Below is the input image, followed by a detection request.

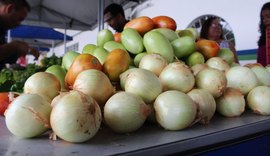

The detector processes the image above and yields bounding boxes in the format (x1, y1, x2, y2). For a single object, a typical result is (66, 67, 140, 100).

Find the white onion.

(139, 53, 168, 76)
(154, 90, 197, 130)
(24, 72, 61, 102)
(5, 94, 51, 138)
(119, 68, 139, 90)
(245, 64, 270, 86)
(187, 88, 216, 124)
(206, 57, 230, 72)
(247, 86, 270, 115)
(216, 88, 245, 117)
(191, 63, 208, 76)
(159, 62, 195, 93)
(226, 66, 258, 95)
(50, 90, 102, 143)
(104, 91, 150, 133)
(195, 67, 227, 98)
(125, 68, 162, 103)
(73, 69, 115, 108)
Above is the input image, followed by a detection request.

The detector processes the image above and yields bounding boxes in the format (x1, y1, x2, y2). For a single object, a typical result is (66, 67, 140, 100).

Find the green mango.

(45, 65, 68, 91)
(82, 44, 97, 55)
(97, 29, 114, 47)
(92, 47, 108, 64)
(143, 31, 174, 63)
(121, 28, 144, 54)
(62, 51, 80, 70)
(103, 41, 126, 52)
(152, 28, 179, 42)
(171, 36, 196, 59)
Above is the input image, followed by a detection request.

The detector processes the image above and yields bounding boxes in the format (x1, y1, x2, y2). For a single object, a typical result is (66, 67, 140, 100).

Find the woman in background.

(200, 16, 239, 63)
(257, 2, 270, 66)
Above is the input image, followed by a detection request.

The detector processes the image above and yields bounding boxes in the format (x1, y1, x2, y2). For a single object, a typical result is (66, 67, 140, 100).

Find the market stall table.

(1, 111, 270, 156)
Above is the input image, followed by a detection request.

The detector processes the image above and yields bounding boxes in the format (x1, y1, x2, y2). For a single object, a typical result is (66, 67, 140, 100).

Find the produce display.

(2, 15, 270, 145)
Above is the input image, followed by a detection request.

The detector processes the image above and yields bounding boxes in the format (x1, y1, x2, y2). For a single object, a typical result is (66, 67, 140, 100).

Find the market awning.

(24, 0, 148, 30)
(10, 25, 73, 41)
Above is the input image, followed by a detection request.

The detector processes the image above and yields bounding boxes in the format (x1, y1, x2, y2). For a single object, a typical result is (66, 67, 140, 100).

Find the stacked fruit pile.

(2, 15, 270, 144)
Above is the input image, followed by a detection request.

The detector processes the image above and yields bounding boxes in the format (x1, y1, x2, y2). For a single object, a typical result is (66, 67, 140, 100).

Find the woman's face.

(262, 9, 270, 28)
(208, 19, 222, 39)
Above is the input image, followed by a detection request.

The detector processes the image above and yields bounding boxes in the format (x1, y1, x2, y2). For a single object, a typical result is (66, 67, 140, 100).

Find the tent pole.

(7, 30, 11, 43)
(64, 27, 67, 53)
(98, 0, 105, 31)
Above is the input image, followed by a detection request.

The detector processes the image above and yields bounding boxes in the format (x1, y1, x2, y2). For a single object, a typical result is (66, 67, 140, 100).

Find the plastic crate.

(266, 28, 270, 64)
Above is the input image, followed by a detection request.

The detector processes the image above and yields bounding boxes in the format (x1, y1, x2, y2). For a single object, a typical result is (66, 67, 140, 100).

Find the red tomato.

(0, 92, 18, 116)
(124, 16, 155, 36)
(114, 33, 121, 43)
(196, 39, 220, 59)
(152, 16, 177, 31)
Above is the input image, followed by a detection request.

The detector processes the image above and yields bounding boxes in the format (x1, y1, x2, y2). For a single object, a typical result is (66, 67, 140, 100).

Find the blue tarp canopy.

(10, 25, 73, 41)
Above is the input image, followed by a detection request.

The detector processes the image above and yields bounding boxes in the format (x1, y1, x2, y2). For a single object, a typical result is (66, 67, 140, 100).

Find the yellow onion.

(247, 86, 270, 115)
(139, 53, 168, 76)
(50, 90, 102, 143)
(226, 66, 258, 95)
(195, 67, 227, 98)
(104, 91, 150, 133)
(206, 57, 230, 72)
(125, 68, 162, 103)
(73, 69, 115, 108)
(216, 88, 245, 117)
(159, 62, 195, 93)
(187, 88, 216, 124)
(24, 72, 61, 102)
(154, 90, 197, 130)
(119, 68, 139, 90)
(5, 94, 51, 138)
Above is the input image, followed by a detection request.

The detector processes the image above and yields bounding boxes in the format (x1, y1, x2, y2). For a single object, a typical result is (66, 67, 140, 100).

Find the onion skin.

(216, 88, 245, 117)
(125, 68, 162, 103)
(24, 72, 61, 102)
(139, 53, 168, 76)
(73, 69, 115, 108)
(154, 90, 197, 131)
(187, 89, 216, 124)
(50, 90, 102, 143)
(206, 57, 230, 73)
(247, 86, 270, 115)
(195, 67, 227, 98)
(104, 91, 150, 133)
(226, 66, 258, 95)
(159, 62, 195, 93)
(5, 94, 52, 138)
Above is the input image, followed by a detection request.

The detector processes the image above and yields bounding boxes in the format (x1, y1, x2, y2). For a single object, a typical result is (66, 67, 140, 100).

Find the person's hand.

(10, 40, 40, 60)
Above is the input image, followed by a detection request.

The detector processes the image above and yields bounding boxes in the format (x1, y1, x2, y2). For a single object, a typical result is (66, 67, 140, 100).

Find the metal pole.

(7, 30, 11, 43)
(64, 27, 67, 53)
(98, 0, 105, 31)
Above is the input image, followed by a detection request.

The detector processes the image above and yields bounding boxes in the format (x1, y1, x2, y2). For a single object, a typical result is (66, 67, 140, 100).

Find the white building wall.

(51, 0, 269, 58)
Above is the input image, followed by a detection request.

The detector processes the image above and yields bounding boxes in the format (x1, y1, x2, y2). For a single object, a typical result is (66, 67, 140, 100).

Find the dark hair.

(200, 16, 223, 39)
(258, 2, 270, 46)
(104, 3, 124, 17)
(0, 0, 30, 11)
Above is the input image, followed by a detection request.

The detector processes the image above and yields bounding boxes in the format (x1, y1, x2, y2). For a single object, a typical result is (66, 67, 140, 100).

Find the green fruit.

(143, 31, 174, 63)
(177, 29, 194, 38)
(97, 29, 114, 47)
(62, 51, 80, 70)
(92, 47, 108, 64)
(186, 27, 199, 40)
(171, 36, 196, 59)
(103, 41, 126, 52)
(121, 28, 144, 54)
(82, 44, 97, 55)
(217, 48, 235, 65)
(152, 28, 179, 42)
(46, 65, 68, 91)
(186, 52, 205, 67)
